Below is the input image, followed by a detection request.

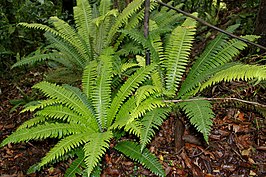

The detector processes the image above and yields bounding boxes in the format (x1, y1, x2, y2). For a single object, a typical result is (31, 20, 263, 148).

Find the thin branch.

(155, 0, 266, 51)
(163, 97, 266, 108)
(144, 0, 151, 65)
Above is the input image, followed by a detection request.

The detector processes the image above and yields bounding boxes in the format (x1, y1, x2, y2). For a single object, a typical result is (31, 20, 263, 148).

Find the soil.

(0, 67, 266, 177)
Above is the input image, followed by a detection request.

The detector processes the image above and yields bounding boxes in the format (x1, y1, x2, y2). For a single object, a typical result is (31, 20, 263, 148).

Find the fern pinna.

(1, 49, 168, 176)
(128, 9, 266, 142)
(12, 0, 146, 83)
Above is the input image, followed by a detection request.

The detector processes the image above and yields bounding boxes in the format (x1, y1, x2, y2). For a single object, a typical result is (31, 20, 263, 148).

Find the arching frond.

(17, 116, 47, 130)
(21, 99, 59, 113)
(0, 123, 86, 147)
(164, 14, 197, 95)
(179, 99, 214, 142)
(135, 85, 161, 106)
(11, 53, 61, 68)
(65, 150, 86, 177)
(140, 108, 170, 151)
(124, 120, 142, 137)
(83, 131, 112, 176)
(115, 141, 165, 177)
(38, 132, 90, 169)
(200, 64, 266, 91)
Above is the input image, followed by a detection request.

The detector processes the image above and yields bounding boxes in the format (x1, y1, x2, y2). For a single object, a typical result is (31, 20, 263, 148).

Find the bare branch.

(155, 0, 266, 51)
(144, 0, 151, 65)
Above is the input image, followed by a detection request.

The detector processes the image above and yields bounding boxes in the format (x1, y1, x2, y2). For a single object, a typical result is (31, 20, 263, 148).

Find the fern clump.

(13, 0, 146, 83)
(1, 49, 168, 176)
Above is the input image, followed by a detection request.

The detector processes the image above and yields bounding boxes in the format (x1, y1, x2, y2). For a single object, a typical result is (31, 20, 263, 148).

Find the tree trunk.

(255, 0, 266, 48)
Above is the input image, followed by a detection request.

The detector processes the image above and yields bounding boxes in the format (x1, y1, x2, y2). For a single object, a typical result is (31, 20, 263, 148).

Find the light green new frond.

(82, 60, 97, 99)
(83, 131, 112, 176)
(38, 133, 89, 169)
(200, 64, 266, 91)
(21, 99, 59, 113)
(65, 150, 85, 177)
(179, 99, 214, 142)
(164, 14, 197, 95)
(0, 123, 85, 147)
(92, 54, 112, 130)
(140, 108, 170, 151)
(11, 53, 60, 68)
(110, 97, 135, 130)
(124, 120, 142, 137)
(115, 141, 165, 177)
(107, 64, 156, 127)
(107, 0, 144, 45)
(74, 0, 92, 49)
(130, 98, 166, 121)
(135, 85, 161, 106)
(17, 116, 47, 130)
(33, 82, 97, 129)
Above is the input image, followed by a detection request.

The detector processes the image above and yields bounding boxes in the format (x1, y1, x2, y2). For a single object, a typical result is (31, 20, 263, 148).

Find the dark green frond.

(17, 116, 47, 130)
(164, 14, 197, 95)
(107, 64, 156, 127)
(21, 99, 59, 113)
(200, 64, 266, 91)
(65, 150, 85, 177)
(83, 131, 112, 176)
(38, 133, 90, 169)
(179, 99, 214, 142)
(107, 0, 144, 45)
(115, 141, 165, 177)
(0, 123, 86, 147)
(11, 53, 60, 68)
(140, 108, 170, 151)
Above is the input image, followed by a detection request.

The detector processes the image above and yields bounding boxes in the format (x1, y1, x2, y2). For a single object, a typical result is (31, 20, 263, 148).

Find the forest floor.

(0, 65, 266, 177)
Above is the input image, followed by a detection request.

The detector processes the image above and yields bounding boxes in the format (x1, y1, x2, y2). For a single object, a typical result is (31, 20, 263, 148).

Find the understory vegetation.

(1, 0, 266, 176)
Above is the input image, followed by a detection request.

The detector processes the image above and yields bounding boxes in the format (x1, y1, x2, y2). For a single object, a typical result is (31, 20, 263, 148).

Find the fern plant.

(12, 0, 146, 83)
(1, 49, 169, 176)
(126, 9, 266, 142)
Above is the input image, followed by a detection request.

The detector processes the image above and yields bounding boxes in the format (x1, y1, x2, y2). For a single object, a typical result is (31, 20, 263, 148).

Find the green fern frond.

(38, 133, 90, 169)
(49, 17, 89, 61)
(82, 60, 97, 99)
(140, 108, 170, 151)
(21, 99, 59, 113)
(0, 123, 86, 147)
(11, 53, 60, 68)
(35, 105, 90, 126)
(130, 98, 166, 121)
(124, 120, 142, 137)
(107, 0, 144, 45)
(200, 64, 266, 91)
(115, 141, 165, 177)
(92, 53, 112, 130)
(65, 150, 86, 177)
(74, 0, 92, 50)
(179, 99, 214, 142)
(107, 63, 156, 127)
(17, 116, 47, 130)
(33, 82, 92, 117)
(44, 32, 86, 68)
(135, 85, 161, 106)
(110, 97, 136, 130)
(164, 14, 197, 95)
(178, 25, 243, 97)
(83, 131, 112, 176)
